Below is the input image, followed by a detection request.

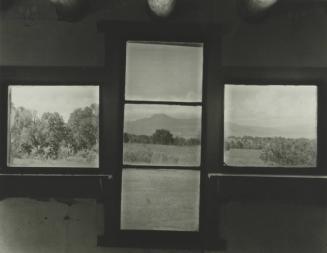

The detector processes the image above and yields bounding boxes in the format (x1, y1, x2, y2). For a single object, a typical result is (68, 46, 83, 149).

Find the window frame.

(219, 66, 327, 176)
(0, 67, 106, 175)
(121, 42, 203, 234)
(97, 21, 225, 249)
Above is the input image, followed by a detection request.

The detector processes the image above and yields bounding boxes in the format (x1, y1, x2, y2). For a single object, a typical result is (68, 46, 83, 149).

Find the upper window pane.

(125, 41, 203, 102)
(224, 85, 317, 167)
(8, 85, 99, 168)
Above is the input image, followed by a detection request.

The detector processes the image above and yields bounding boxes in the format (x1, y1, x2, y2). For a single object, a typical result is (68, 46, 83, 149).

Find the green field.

(224, 148, 268, 167)
(123, 143, 201, 166)
(121, 169, 200, 231)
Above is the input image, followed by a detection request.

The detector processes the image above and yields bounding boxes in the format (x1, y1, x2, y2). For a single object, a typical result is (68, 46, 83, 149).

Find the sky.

(125, 41, 203, 102)
(10, 85, 99, 122)
(224, 85, 317, 128)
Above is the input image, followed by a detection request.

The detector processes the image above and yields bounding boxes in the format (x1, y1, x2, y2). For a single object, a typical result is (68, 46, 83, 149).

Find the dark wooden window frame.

(0, 66, 109, 199)
(97, 21, 225, 249)
(0, 67, 106, 175)
(215, 66, 327, 177)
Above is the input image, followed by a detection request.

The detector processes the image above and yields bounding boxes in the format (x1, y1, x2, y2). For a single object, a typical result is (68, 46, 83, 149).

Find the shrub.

(124, 148, 153, 163)
(260, 138, 316, 166)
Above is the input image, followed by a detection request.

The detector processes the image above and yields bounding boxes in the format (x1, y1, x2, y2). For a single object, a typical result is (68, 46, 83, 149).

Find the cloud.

(10, 85, 99, 122)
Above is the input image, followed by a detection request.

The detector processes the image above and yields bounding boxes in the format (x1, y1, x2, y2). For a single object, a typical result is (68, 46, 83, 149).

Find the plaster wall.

(0, 198, 326, 253)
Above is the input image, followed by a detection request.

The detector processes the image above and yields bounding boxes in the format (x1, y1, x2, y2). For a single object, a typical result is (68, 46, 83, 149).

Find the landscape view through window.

(224, 85, 317, 167)
(123, 104, 202, 166)
(121, 41, 203, 231)
(8, 85, 99, 168)
(123, 41, 203, 167)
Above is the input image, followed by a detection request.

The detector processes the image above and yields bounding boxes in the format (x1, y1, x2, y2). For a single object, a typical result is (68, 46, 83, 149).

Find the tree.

(186, 138, 200, 146)
(67, 104, 98, 152)
(40, 112, 67, 159)
(173, 136, 187, 146)
(10, 106, 36, 159)
(152, 129, 174, 145)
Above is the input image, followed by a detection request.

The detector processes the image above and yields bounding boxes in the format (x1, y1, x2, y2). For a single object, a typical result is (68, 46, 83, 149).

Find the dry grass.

(10, 157, 98, 168)
(121, 169, 200, 231)
(224, 148, 267, 167)
(123, 143, 201, 166)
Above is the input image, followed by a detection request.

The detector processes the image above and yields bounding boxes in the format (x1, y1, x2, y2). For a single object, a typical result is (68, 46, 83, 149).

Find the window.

(123, 104, 202, 166)
(121, 41, 203, 231)
(121, 169, 200, 231)
(224, 85, 317, 168)
(97, 22, 224, 249)
(8, 85, 99, 168)
(124, 41, 203, 102)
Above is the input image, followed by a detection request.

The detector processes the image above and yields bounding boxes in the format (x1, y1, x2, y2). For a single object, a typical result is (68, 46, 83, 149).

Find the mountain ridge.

(125, 113, 201, 139)
(124, 114, 316, 139)
(225, 122, 316, 139)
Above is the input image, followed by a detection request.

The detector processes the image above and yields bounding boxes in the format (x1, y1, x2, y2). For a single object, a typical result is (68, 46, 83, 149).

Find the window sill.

(97, 233, 227, 250)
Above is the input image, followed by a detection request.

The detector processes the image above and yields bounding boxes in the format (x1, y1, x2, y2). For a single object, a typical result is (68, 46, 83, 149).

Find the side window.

(8, 85, 99, 168)
(224, 84, 317, 168)
(121, 41, 203, 231)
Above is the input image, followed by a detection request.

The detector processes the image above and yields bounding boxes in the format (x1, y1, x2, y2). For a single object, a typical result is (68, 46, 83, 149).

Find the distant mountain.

(225, 122, 316, 139)
(124, 113, 201, 139)
(124, 114, 316, 140)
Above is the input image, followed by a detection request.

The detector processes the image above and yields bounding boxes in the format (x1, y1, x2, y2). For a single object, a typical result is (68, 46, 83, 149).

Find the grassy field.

(224, 148, 268, 167)
(123, 143, 201, 166)
(121, 169, 200, 231)
(10, 157, 98, 168)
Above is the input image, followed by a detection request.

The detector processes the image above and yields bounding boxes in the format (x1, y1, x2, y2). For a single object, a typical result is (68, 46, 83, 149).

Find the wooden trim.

(99, 21, 225, 250)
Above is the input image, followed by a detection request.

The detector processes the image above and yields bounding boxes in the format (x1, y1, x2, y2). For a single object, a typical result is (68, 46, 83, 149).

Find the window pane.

(121, 169, 200, 231)
(8, 85, 99, 168)
(224, 85, 317, 167)
(123, 104, 202, 166)
(125, 41, 203, 102)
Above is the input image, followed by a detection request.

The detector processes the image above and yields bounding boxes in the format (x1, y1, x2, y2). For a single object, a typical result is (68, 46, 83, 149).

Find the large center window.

(121, 41, 203, 231)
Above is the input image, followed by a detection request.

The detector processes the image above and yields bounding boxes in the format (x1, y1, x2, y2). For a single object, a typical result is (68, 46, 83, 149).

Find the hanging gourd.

(49, 0, 90, 22)
(238, 0, 278, 23)
(147, 0, 176, 18)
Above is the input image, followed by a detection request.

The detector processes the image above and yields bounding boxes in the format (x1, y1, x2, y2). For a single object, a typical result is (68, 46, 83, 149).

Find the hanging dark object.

(0, 0, 12, 11)
(147, 0, 176, 18)
(50, 0, 90, 22)
(238, 0, 278, 23)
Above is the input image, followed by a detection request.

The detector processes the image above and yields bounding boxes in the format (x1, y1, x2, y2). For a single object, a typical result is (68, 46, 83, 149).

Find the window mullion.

(0, 83, 6, 170)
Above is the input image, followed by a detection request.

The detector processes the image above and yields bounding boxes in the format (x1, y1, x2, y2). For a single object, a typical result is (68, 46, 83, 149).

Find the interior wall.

(1, 0, 327, 67)
(0, 0, 327, 253)
(0, 198, 326, 253)
(222, 6, 327, 67)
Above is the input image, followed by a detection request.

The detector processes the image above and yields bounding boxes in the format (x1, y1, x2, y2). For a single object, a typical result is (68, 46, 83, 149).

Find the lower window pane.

(121, 169, 200, 231)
